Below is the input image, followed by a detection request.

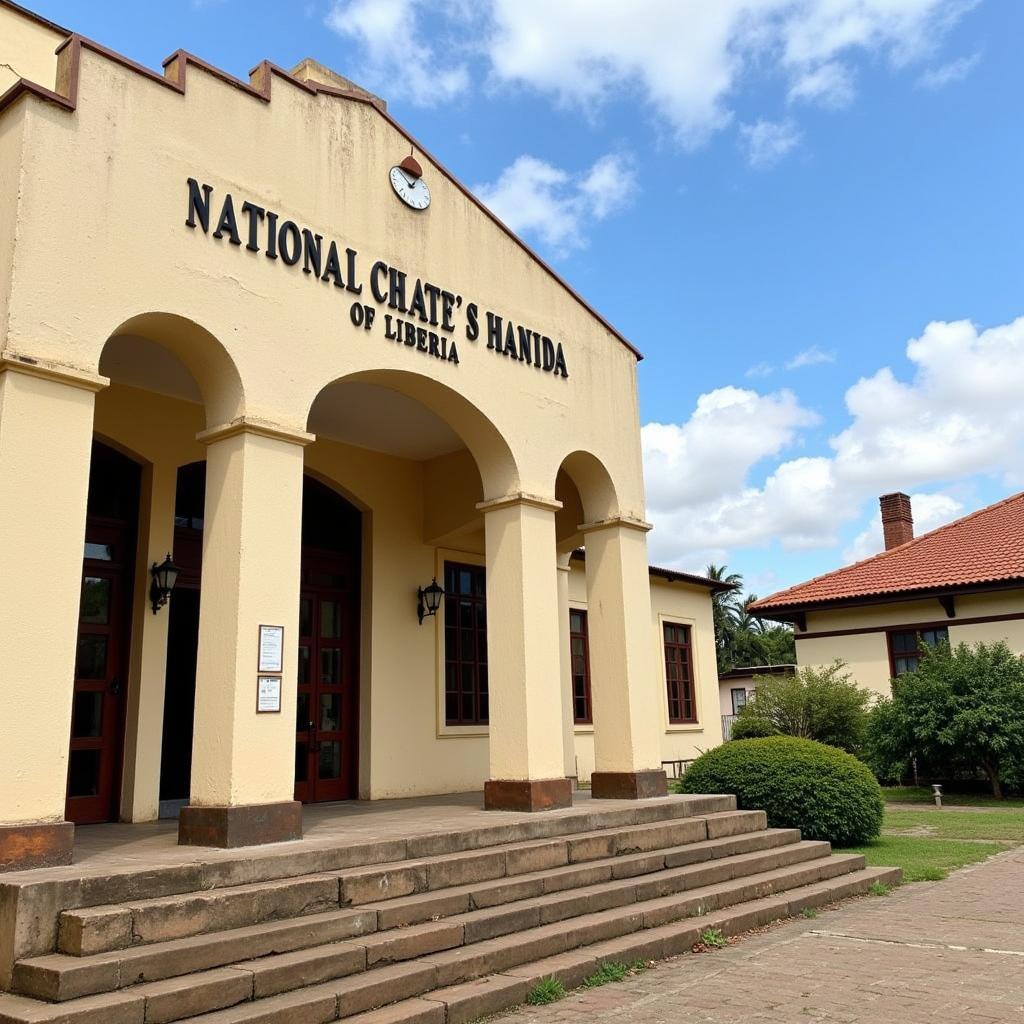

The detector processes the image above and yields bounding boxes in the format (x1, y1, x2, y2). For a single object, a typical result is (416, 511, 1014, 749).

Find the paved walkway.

(509, 848, 1024, 1024)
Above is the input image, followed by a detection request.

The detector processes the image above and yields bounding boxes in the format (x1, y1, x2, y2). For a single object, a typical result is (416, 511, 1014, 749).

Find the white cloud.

(473, 153, 636, 254)
(739, 118, 802, 168)
(843, 491, 964, 563)
(788, 60, 855, 108)
(324, 0, 470, 104)
(643, 387, 819, 512)
(917, 52, 980, 89)
(745, 362, 776, 379)
(483, 0, 973, 148)
(786, 345, 836, 369)
(644, 315, 1024, 574)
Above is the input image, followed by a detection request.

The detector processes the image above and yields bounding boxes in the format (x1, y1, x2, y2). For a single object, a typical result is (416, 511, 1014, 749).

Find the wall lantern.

(149, 553, 180, 614)
(417, 578, 445, 624)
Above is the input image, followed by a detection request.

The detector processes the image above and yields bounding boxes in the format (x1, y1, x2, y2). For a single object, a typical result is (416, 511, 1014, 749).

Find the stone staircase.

(0, 795, 899, 1024)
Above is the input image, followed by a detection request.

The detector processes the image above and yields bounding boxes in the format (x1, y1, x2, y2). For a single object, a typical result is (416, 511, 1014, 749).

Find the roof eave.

(756, 576, 1024, 623)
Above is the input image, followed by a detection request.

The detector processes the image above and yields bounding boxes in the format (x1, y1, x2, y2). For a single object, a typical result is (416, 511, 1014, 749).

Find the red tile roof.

(751, 491, 1024, 614)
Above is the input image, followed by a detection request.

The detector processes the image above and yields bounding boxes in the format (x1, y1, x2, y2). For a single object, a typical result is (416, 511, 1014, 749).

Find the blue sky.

(31, 0, 1024, 598)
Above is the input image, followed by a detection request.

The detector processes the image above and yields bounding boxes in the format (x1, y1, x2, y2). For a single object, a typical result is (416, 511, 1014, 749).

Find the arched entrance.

(157, 467, 362, 809)
(295, 476, 362, 803)
(67, 440, 141, 824)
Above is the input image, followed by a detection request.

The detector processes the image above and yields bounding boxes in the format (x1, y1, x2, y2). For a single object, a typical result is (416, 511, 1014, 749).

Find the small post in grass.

(932, 783, 943, 809)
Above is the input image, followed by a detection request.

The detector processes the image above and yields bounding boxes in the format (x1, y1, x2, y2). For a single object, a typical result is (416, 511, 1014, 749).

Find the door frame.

(67, 516, 137, 824)
(295, 543, 361, 803)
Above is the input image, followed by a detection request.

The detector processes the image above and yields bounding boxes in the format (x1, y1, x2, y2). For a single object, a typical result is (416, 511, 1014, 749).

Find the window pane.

(72, 691, 103, 738)
(320, 648, 341, 684)
(68, 750, 101, 798)
(320, 694, 340, 731)
(84, 542, 114, 561)
(299, 598, 313, 637)
(80, 577, 111, 624)
(298, 646, 311, 685)
(318, 741, 341, 779)
(320, 600, 341, 638)
(76, 636, 108, 680)
(892, 631, 913, 654)
(296, 693, 310, 731)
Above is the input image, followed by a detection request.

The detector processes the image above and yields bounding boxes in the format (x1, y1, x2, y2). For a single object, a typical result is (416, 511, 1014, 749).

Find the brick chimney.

(880, 492, 914, 550)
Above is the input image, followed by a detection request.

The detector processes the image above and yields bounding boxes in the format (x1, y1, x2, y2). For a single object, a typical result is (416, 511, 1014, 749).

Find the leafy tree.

(868, 640, 1024, 798)
(734, 660, 872, 753)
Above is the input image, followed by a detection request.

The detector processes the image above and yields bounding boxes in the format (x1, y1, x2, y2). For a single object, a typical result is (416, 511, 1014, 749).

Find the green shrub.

(729, 715, 777, 740)
(680, 736, 884, 844)
(736, 661, 872, 753)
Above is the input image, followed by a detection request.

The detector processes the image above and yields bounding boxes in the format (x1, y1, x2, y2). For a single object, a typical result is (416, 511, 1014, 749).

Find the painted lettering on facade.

(185, 178, 569, 378)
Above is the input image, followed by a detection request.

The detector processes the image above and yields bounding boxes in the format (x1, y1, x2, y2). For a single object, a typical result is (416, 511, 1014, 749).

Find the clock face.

(389, 165, 431, 210)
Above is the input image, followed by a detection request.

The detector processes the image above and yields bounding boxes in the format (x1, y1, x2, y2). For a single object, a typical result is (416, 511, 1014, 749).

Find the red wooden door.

(67, 521, 133, 824)
(294, 549, 359, 803)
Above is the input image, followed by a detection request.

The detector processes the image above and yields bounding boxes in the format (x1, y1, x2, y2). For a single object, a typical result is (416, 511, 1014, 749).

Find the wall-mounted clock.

(389, 154, 430, 211)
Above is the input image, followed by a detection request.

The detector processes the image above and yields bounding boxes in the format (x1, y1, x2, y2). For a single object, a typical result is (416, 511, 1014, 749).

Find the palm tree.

(735, 593, 767, 636)
(706, 564, 743, 671)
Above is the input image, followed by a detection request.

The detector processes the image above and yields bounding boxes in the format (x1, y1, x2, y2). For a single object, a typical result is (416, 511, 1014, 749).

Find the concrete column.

(556, 554, 577, 781)
(478, 494, 570, 811)
(179, 419, 312, 848)
(0, 357, 106, 870)
(581, 516, 668, 799)
(120, 459, 177, 822)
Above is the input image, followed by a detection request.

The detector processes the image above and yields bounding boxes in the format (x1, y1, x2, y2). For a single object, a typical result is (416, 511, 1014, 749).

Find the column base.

(178, 801, 302, 848)
(0, 821, 74, 872)
(591, 770, 668, 800)
(484, 778, 573, 812)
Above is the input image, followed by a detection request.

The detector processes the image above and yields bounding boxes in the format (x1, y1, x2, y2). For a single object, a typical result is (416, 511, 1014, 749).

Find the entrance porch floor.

(20, 791, 683, 883)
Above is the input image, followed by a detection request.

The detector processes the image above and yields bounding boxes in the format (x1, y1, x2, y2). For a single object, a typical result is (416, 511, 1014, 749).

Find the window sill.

(437, 725, 489, 739)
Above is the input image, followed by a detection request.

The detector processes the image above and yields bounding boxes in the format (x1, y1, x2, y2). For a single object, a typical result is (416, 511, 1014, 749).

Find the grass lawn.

(840, 801, 1022, 881)
(882, 786, 1024, 808)
(842, 835, 1006, 882)
(883, 808, 1024, 843)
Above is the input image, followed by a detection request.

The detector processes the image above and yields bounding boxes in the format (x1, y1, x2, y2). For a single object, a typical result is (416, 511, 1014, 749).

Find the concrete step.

(165, 866, 900, 1024)
(4, 849, 869, 1018)
(56, 810, 766, 957)
(22, 824, 793, 1001)
(359, 826, 800, 930)
(36, 795, 735, 929)
(9, 823, 798, 1007)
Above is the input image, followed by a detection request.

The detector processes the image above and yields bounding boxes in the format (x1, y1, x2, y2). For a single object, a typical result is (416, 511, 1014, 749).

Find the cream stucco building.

(0, 2, 727, 871)
(753, 492, 1024, 697)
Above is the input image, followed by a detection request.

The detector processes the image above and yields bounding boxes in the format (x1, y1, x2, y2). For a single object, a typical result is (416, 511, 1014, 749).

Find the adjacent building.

(717, 664, 795, 739)
(752, 492, 1024, 696)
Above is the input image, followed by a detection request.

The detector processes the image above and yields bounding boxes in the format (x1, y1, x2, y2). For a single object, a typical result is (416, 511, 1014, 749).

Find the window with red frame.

(443, 562, 488, 726)
(569, 609, 592, 724)
(663, 622, 697, 724)
(888, 626, 949, 677)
